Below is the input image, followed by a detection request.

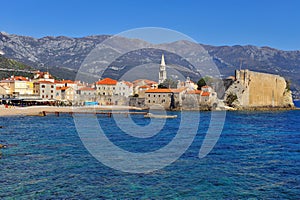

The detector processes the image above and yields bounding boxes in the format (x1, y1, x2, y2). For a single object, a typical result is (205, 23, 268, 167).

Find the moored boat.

(144, 113, 177, 119)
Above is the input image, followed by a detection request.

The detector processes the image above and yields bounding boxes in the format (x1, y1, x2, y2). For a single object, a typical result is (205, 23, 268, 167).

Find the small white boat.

(144, 113, 177, 119)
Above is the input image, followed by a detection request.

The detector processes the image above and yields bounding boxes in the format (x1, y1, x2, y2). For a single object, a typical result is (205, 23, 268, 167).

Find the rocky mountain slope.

(0, 55, 35, 80)
(0, 32, 299, 98)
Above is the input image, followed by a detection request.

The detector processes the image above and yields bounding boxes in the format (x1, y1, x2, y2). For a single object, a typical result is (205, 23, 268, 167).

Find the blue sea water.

(294, 100, 300, 108)
(0, 110, 299, 199)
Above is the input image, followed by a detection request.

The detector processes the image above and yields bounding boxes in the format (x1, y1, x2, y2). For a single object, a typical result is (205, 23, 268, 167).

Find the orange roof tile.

(96, 78, 117, 85)
(124, 81, 133, 87)
(201, 92, 210, 96)
(201, 85, 211, 88)
(145, 89, 172, 93)
(55, 80, 75, 84)
(139, 85, 150, 89)
(56, 86, 69, 90)
(79, 87, 95, 91)
(4, 76, 28, 81)
(187, 90, 202, 94)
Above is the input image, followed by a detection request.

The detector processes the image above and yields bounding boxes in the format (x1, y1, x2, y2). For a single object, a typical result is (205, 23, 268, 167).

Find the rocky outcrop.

(225, 70, 294, 109)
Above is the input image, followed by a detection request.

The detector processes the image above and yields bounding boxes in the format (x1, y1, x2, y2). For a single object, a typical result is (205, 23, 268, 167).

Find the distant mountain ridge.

(0, 32, 299, 98)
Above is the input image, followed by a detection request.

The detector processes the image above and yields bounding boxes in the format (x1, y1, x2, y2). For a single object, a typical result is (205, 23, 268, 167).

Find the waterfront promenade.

(0, 105, 145, 117)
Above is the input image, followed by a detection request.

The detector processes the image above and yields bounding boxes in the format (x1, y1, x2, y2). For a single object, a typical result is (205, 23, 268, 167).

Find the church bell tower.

(158, 54, 167, 84)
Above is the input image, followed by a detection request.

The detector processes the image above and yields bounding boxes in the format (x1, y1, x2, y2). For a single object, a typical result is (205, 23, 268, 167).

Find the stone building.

(75, 87, 96, 105)
(95, 78, 117, 105)
(145, 88, 186, 109)
(225, 69, 294, 108)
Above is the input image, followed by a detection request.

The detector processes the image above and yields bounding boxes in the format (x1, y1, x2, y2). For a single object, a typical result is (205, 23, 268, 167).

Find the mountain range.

(0, 31, 299, 98)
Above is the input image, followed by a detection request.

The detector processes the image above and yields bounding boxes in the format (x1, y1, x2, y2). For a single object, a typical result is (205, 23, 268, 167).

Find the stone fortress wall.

(226, 69, 294, 108)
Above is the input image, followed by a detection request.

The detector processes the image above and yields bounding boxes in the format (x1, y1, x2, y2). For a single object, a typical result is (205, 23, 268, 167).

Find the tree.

(158, 83, 168, 88)
(197, 76, 213, 90)
(158, 78, 177, 89)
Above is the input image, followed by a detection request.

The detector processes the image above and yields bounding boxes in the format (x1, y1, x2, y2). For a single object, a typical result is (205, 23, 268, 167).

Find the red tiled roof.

(201, 92, 210, 96)
(201, 85, 211, 88)
(187, 90, 202, 94)
(96, 78, 117, 85)
(139, 85, 150, 89)
(4, 76, 28, 81)
(56, 86, 69, 90)
(145, 89, 172, 93)
(55, 80, 75, 84)
(124, 81, 133, 87)
(79, 87, 95, 91)
(14, 76, 28, 81)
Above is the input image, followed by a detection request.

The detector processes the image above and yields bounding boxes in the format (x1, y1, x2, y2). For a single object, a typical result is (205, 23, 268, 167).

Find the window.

(51, 90, 53, 93)
(51, 85, 54, 88)
(154, 95, 156, 97)
(158, 95, 160, 97)
(41, 85, 45, 88)
(42, 90, 45, 93)
(148, 94, 150, 97)
(42, 95, 44, 98)
(51, 95, 53, 99)
(46, 95, 48, 98)
(148, 100, 150, 103)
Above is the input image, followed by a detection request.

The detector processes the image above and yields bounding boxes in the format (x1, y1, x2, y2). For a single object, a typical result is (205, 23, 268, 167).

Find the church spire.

(161, 54, 165, 67)
(158, 54, 167, 84)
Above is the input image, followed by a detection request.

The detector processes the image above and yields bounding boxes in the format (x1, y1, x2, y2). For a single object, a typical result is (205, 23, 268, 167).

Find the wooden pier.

(41, 111, 148, 117)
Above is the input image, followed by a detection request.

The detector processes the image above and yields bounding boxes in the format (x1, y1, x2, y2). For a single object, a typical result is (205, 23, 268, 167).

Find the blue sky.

(1, 0, 299, 50)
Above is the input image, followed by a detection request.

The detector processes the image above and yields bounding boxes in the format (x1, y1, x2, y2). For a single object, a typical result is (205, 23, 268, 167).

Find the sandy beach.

(0, 105, 146, 117)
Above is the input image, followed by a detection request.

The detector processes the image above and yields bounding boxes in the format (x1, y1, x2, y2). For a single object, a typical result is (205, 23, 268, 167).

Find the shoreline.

(0, 105, 297, 117)
(0, 105, 147, 117)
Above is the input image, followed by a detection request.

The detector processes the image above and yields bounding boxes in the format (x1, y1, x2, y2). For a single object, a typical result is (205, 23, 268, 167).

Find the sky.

(1, 0, 299, 50)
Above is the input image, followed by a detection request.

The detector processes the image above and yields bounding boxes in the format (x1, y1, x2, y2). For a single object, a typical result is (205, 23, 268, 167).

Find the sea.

(0, 105, 299, 199)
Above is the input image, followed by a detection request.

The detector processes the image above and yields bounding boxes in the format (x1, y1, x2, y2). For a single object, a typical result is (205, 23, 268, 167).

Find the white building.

(38, 81, 55, 99)
(115, 81, 133, 97)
